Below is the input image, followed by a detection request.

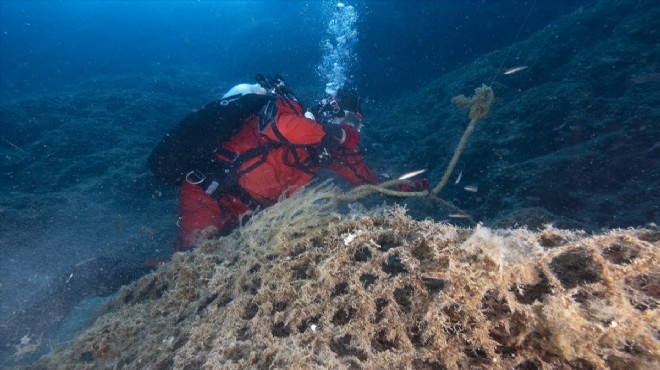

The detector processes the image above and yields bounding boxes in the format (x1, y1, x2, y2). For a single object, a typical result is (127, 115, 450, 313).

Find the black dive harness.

(184, 74, 312, 208)
(185, 142, 285, 209)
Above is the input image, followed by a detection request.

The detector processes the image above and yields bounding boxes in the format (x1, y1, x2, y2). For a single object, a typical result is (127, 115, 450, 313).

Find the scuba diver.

(148, 74, 379, 252)
(1, 75, 429, 360)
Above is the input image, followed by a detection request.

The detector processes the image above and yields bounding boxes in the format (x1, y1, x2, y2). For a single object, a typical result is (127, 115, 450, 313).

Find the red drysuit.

(176, 97, 376, 250)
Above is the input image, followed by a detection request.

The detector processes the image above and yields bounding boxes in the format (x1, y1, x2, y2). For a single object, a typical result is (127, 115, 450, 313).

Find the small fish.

(631, 73, 660, 84)
(398, 169, 426, 180)
(455, 171, 463, 184)
(75, 257, 97, 267)
(3, 138, 26, 153)
(463, 185, 478, 193)
(448, 213, 471, 218)
(503, 65, 528, 75)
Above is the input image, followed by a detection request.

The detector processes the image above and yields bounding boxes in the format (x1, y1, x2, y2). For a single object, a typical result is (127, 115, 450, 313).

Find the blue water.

(6, 0, 656, 365)
(1, 0, 586, 99)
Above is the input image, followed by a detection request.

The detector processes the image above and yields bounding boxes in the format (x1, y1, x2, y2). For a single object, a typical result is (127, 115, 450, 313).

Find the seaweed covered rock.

(365, 0, 660, 229)
(36, 186, 659, 369)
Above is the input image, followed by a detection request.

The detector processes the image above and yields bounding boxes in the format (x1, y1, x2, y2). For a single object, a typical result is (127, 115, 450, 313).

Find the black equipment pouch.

(148, 93, 274, 185)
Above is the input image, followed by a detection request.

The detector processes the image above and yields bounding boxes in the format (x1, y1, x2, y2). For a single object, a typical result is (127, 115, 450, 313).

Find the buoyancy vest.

(218, 98, 325, 207)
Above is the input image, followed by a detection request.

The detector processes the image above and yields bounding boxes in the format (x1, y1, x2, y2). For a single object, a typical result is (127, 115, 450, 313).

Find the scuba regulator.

(255, 74, 302, 107)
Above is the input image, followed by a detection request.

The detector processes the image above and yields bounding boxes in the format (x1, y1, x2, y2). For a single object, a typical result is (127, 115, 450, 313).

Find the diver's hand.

(398, 178, 431, 192)
(339, 123, 360, 149)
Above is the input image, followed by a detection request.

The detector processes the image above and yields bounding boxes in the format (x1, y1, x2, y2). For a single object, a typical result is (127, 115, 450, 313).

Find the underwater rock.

(367, 0, 660, 229)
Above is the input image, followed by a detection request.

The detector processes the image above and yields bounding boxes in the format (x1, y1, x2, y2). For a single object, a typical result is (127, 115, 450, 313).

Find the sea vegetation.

(37, 181, 660, 369)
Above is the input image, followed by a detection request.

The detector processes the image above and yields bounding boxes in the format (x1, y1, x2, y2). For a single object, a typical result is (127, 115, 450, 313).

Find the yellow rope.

(333, 85, 494, 225)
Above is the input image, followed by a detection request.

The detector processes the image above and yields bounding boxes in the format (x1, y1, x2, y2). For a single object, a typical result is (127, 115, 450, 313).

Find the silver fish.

(448, 213, 471, 218)
(398, 169, 427, 180)
(464, 185, 478, 192)
(503, 65, 528, 75)
(455, 171, 463, 184)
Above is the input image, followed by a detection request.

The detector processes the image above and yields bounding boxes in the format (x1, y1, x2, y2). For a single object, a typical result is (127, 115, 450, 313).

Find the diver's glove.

(398, 178, 431, 192)
(339, 123, 360, 150)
